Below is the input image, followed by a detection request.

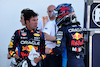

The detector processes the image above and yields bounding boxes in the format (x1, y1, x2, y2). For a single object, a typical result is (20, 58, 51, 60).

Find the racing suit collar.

(25, 27, 37, 33)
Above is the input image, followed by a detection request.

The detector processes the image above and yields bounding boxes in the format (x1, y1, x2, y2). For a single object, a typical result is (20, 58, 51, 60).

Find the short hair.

(23, 9, 38, 24)
(21, 8, 30, 15)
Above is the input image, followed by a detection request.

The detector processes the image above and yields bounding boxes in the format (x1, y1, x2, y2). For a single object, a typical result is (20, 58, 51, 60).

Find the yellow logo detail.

(45, 46, 47, 48)
(27, 45, 33, 52)
(9, 41, 13, 48)
(9, 51, 14, 56)
(72, 33, 83, 40)
(57, 41, 61, 44)
(34, 33, 40, 36)
(31, 30, 34, 33)
(22, 45, 33, 52)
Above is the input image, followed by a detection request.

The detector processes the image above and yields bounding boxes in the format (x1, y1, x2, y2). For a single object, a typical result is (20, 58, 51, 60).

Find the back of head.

(23, 9, 38, 24)
(53, 3, 80, 26)
(20, 8, 31, 25)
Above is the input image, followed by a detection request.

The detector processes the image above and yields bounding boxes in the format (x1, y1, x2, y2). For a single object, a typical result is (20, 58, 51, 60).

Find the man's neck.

(26, 26, 35, 30)
(49, 16, 56, 21)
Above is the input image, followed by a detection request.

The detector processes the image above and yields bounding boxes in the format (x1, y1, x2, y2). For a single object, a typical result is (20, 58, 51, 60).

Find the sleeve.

(50, 29, 67, 55)
(8, 30, 19, 57)
(40, 32, 45, 54)
(40, 32, 47, 59)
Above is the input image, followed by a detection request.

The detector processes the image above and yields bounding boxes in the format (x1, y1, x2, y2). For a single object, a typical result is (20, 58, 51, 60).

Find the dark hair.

(21, 8, 31, 24)
(23, 9, 38, 24)
(21, 8, 30, 14)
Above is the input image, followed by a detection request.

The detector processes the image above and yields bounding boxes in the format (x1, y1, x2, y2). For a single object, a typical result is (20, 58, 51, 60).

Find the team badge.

(22, 33, 27, 36)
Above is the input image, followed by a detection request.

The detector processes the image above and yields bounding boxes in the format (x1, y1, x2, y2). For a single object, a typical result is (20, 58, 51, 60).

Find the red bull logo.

(71, 32, 83, 40)
(21, 52, 29, 59)
(71, 39, 84, 46)
(22, 45, 33, 52)
(22, 46, 29, 51)
(21, 45, 33, 59)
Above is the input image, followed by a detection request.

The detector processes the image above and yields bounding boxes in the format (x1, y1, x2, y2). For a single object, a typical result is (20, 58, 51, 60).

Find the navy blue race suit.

(51, 24, 85, 67)
(8, 27, 45, 67)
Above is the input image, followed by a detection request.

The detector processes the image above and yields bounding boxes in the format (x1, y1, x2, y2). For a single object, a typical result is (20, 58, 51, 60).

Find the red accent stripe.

(18, 30, 21, 36)
(76, 48, 79, 52)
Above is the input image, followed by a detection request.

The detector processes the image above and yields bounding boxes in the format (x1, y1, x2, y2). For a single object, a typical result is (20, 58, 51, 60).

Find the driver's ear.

(26, 20, 29, 24)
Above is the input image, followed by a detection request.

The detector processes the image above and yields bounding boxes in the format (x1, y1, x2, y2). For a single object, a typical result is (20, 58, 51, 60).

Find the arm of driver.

(44, 32, 56, 41)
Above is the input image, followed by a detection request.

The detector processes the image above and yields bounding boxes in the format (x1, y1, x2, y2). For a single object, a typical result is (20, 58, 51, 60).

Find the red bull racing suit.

(51, 25, 85, 67)
(8, 27, 45, 67)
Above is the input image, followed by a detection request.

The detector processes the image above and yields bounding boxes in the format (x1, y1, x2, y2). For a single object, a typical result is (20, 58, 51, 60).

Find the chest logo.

(71, 33, 83, 40)
(34, 33, 40, 36)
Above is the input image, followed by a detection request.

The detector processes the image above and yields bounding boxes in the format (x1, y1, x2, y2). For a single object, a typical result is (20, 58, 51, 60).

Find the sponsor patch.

(9, 41, 14, 48)
(34, 33, 40, 36)
(57, 40, 61, 44)
(20, 40, 40, 45)
(71, 39, 84, 46)
(72, 47, 82, 52)
(20, 37, 27, 39)
(68, 28, 82, 33)
(21, 33, 27, 36)
(22, 45, 33, 52)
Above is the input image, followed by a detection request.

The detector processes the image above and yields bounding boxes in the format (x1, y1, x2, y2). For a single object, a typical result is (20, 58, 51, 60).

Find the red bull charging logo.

(22, 45, 33, 52)
(71, 32, 83, 40)
(71, 32, 84, 46)
(21, 45, 33, 59)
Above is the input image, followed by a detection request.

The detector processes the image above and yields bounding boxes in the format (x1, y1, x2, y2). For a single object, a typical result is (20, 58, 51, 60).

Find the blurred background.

(0, 0, 84, 67)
